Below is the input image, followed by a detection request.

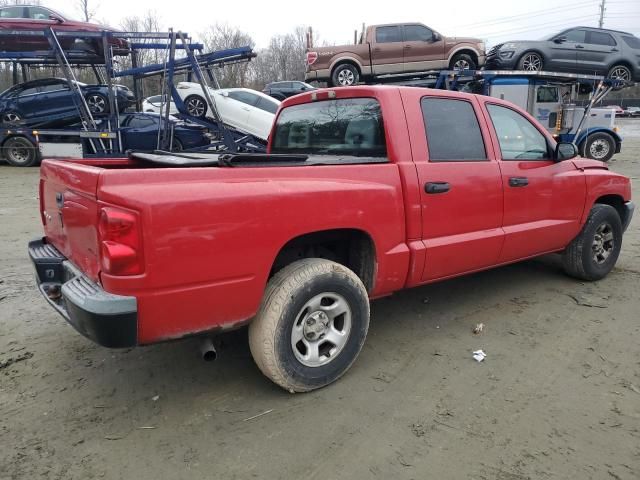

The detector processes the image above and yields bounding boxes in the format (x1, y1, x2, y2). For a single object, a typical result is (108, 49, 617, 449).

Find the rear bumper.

(29, 238, 138, 348)
(305, 68, 330, 82)
(623, 201, 635, 232)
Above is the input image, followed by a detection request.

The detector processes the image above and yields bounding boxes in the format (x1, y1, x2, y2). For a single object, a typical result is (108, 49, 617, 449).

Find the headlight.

(502, 43, 519, 50)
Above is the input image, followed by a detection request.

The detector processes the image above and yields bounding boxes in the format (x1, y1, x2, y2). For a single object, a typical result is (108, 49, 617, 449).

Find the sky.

(47, 0, 640, 49)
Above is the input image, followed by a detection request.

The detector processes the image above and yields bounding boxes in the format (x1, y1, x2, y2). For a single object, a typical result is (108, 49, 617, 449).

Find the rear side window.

(376, 26, 402, 43)
(487, 104, 550, 160)
(0, 6, 25, 18)
(255, 97, 278, 114)
(228, 91, 259, 106)
(272, 98, 386, 157)
(587, 31, 616, 46)
(421, 98, 486, 161)
(622, 36, 640, 49)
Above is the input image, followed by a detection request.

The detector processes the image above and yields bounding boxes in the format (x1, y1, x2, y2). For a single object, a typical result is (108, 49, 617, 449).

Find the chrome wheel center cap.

(303, 311, 329, 340)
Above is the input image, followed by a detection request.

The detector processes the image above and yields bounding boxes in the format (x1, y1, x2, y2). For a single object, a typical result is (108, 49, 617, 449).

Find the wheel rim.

(609, 66, 630, 82)
(592, 222, 614, 264)
(454, 59, 470, 70)
(337, 69, 355, 86)
(186, 98, 205, 117)
(3, 112, 21, 123)
(291, 292, 352, 367)
(6, 142, 30, 164)
(522, 54, 542, 71)
(589, 139, 610, 160)
(87, 95, 106, 113)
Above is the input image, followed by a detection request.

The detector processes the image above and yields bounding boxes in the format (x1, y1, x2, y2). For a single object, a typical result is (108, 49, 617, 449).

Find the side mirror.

(49, 15, 63, 23)
(432, 33, 441, 42)
(221, 91, 229, 97)
(553, 36, 567, 44)
(555, 142, 578, 161)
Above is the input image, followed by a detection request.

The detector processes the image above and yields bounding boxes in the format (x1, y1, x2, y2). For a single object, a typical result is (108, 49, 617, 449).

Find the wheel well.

(332, 60, 361, 76)
(518, 50, 545, 64)
(595, 195, 627, 225)
(2, 135, 33, 147)
(451, 49, 478, 66)
(607, 60, 633, 74)
(271, 229, 376, 292)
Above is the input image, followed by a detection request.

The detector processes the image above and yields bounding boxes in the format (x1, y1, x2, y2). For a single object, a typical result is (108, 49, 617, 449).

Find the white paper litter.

(472, 350, 486, 362)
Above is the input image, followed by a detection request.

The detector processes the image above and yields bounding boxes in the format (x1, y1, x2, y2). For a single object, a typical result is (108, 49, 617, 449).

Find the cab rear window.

(271, 98, 386, 157)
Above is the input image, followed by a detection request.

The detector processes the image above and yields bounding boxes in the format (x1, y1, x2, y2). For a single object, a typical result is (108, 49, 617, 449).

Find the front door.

(402, 24, 446, 72)
(484, 102, 586, 262)
(404, 91, 504, 282)
(548, 28, 586, 72)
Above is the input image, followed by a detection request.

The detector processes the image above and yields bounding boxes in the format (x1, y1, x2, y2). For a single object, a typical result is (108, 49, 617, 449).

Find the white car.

(142, 95, 179, 115)
(175, 83, 280, 141)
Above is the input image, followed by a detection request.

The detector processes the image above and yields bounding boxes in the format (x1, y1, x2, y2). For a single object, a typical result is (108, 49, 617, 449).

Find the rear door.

(576, 30, 618, 75)
(16, 85, 44, 120)
(483, 101, 586, 262)
(404, 91, 504, 281)
(371, 26, 404, 74)
(402, 24, 446, 72)
(223, 91, 254, 133)
(249, 95, 279, 140)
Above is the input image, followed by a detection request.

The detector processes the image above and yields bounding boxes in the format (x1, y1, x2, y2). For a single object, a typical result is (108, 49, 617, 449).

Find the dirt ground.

(1, 121, 639, 480)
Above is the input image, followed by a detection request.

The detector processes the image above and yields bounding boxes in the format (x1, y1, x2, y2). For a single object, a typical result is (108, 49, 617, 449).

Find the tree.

(76, 0, 97, 22)
(201, 23, 255, 88)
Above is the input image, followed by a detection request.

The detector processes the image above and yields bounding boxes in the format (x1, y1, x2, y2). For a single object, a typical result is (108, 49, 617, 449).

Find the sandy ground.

(1, 121, 639, 480)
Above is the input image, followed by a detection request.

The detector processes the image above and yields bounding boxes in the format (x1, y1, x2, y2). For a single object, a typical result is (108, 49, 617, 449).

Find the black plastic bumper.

(623, 201, 635, 232)
(28, 238, 138, 348)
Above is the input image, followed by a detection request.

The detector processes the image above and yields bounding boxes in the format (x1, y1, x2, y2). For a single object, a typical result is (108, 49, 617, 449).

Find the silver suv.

(486, 27, 640, 82)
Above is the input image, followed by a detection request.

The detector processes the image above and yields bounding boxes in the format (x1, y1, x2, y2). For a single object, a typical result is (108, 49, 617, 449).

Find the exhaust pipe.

(200, 337, 217, 362)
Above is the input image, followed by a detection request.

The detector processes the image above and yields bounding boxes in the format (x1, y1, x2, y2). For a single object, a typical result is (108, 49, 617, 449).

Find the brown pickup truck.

(305, 23, 486, 86)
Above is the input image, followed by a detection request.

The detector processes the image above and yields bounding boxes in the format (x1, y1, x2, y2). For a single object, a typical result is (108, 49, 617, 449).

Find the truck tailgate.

(40, 160, 102, 281)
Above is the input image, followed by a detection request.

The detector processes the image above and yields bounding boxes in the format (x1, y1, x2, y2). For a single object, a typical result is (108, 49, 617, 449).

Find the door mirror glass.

(555, 142, 578, 161)
(553, 36, 567, 44)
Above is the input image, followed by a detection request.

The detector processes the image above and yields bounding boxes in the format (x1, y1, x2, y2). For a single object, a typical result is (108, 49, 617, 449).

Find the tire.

(449, 53, 476, 71)
(184, 95, 208, 118)
(330, 64, 359, 87)
(517, 52, 544, 71)
(171, 138, 183, 152)
(3, 136, 38, 167)
(2, 111, 21, 125)
(85, 93, 109, 115)
(607, 64, 632, 83)
(580, 132, 615, 162)
(249, 259, 370, 393)
(562, 204, 622, 281)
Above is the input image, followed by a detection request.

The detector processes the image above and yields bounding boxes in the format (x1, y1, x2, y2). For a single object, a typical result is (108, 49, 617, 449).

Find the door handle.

(611, 48, 619, 52)
(509, 177, 529, 187)
(575, 44, 584, 49)
(404, 45, 411, 49)
(425, 182, 450, 194)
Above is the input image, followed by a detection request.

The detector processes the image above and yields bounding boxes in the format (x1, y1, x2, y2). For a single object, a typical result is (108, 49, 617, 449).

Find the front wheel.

(85, 93, 109, 115)
(330, 64, 359, 87)
(450, 53, 476, 71)
(562, 204, 622, 281)
(518, 52, 544, 71)
(3, 136, 38, 167)
(249, 259, 370, 392)
(580, 132, 615, 162)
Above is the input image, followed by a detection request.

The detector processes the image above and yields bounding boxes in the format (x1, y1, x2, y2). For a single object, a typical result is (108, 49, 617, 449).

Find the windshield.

(271, 98, 387, 157)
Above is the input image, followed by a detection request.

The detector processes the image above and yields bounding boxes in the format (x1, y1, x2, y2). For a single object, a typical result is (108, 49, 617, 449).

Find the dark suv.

(262, 81, 316, 100)
(486, 27, 640, 82)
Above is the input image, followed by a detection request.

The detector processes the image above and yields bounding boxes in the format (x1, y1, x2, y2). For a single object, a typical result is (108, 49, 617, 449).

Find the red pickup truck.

(30, 86, 634, 392)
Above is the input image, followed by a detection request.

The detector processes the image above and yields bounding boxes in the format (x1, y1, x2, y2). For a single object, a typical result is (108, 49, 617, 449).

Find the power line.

(477, 15, 597, 38)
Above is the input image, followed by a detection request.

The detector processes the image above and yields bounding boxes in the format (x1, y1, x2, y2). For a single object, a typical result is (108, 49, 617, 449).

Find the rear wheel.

(184, 95, 207, 118)
(330, 64, 359, 87)
(171, 138, 183, 152)
(3, 136, 38, 167)
(518, 52, 544, 71)
(607, 64, 632, 82)
(562, 204, 622, 281)
(249, 259, 370, 392)
(580, 132, 615, 162)
(450, 53, 476, 71)
(2, 111, 21, 125)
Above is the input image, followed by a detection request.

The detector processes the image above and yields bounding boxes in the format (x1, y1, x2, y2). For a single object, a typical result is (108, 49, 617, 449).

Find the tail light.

(306, 52, 318, 66)
(98, 207, 143, 276)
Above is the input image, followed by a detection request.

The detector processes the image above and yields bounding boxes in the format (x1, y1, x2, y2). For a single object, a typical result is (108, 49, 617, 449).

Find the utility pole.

(598, 0, 606, 28)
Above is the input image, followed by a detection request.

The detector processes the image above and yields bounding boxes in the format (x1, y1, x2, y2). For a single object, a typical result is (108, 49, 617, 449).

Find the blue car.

(0, 77, 135, 126)
(117, 113, 213, 151)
